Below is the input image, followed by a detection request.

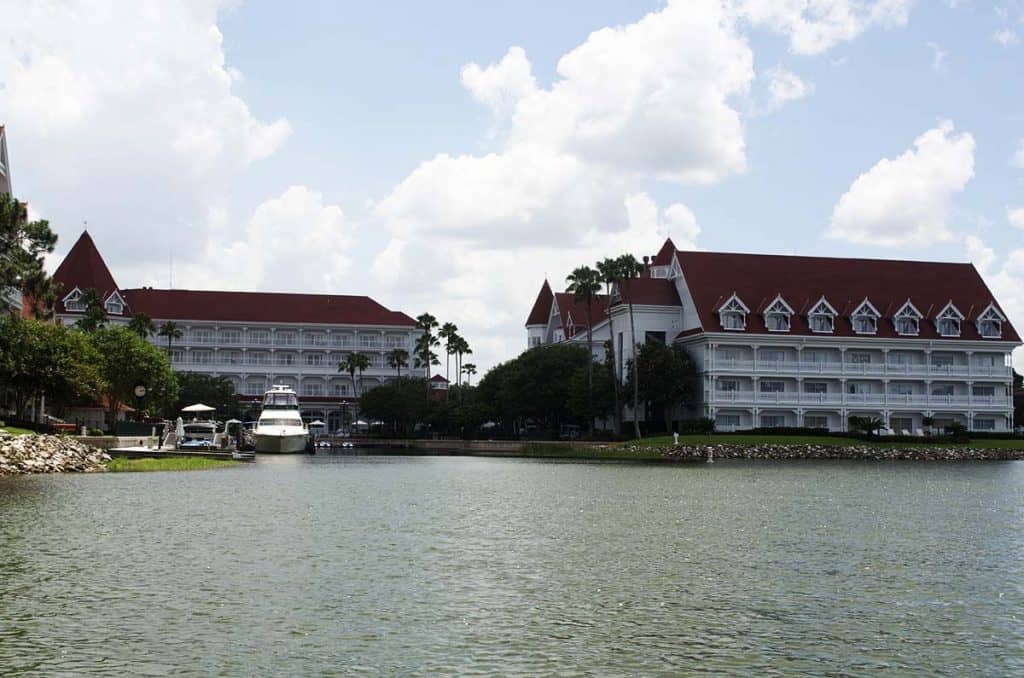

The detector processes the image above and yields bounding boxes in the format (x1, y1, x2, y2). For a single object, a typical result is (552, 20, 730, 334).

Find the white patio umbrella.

(353, 419, 369, 427)
(181, 403, 215, 413)
(309, 420, 326, 427)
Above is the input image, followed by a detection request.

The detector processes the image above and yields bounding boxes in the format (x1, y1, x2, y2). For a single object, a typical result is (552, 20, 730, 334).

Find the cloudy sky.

(3, 0, 1023, 371)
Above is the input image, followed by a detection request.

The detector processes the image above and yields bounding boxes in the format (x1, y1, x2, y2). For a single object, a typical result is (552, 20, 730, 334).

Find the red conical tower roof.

(52, 231, 122, 311)
(525, 279, 554, 326)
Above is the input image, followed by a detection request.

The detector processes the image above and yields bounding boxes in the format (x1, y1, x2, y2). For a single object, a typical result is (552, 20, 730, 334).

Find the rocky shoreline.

(0, 432, 111, 475)
(623, 443, 1024, 461)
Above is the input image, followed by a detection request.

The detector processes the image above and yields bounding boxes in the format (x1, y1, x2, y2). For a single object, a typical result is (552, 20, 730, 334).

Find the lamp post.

(133, 384, 147, 422)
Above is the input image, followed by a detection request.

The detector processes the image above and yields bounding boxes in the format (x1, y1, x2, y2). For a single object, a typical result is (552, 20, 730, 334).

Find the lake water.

(1, 454, 1023, 675)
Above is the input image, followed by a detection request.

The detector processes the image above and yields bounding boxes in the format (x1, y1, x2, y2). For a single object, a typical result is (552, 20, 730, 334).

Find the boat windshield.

(263, 392, 299, 409)
(259, 418, 303, 427)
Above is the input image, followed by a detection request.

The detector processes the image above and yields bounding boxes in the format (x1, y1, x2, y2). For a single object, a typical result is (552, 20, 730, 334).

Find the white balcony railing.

(710, 390, 1012, 409)
(712, 359, 1011, 378)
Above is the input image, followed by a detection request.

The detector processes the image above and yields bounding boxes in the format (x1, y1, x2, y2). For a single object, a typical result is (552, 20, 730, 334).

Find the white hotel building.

(53, 231, 420, 430)
(1, 124, 25, 315)
(528, 238, 1020, 433)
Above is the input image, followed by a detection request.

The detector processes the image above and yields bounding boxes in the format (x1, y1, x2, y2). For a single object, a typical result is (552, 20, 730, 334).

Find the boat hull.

(253, 432, 309, 454)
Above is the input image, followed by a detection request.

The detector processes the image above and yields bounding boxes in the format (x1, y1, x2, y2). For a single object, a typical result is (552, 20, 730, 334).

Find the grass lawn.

(106, 457, 238, 472)
(631, 434, 1024, 449)
(519, 444, 669, 461)
(0, 426, 35, 436)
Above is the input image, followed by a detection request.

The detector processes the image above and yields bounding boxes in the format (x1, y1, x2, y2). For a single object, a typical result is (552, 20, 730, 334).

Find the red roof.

(52, 231, 122, 312)
(430, 374, 449, 383)
(673, 250, 1020, 342)
(615, 277, 681, 307)
(121, 288, 415, 326)
(554, 292, 609, 337)
(525, 280, 553, 326)
(651, 238, 677, 266)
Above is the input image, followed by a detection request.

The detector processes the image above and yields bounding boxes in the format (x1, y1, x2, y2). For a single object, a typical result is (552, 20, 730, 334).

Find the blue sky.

(2, 1, 1023, 370)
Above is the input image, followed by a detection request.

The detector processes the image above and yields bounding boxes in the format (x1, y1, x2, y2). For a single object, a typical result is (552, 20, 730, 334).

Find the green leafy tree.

(624, 342, 698, 433)
(596, 257, 622, 435)
(76, 288, 108, 333)
(848, 415, 884, 437)
(90, 326, 178, 428)
(387, 348, 409, 378)
(567, 361, 616, 429)
(342, 352, 371, 397)
(171, 373, 241, 419)
(157, 321, 184, 357)
(0, 315, 102, 420)
(0, 193, 57, 314)
(128, 313, 156, 340)
(358, 377, 431, 436)
(615, 253, 645, 439)
(566, 265, 602, 434)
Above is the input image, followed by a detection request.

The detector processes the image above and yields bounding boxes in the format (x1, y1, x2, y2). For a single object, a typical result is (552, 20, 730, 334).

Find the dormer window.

(62, 287, 85, 312)
(851, 299, 880, 335)
(976, 303, 1006, 339)
(935, 302, 963, 337)
(104, 291, 126, 316)
(763, 295, 793, 332)
(893, 300, 922, 336)
(808, 297, 837, 334)
(718, 293, 749, 331)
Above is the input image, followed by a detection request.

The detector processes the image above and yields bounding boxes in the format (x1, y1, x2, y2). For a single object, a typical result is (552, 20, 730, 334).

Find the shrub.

(87, 427, 106, 437)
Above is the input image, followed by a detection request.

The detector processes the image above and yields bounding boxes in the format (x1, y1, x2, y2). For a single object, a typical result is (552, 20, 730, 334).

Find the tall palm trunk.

(585, 298, 594, 436)
(605, 292, 620, 436)
(627, 295, 641, 440)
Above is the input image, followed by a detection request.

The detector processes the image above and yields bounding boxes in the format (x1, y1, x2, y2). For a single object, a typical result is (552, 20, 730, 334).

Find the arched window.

(976, 303, 1006, 339)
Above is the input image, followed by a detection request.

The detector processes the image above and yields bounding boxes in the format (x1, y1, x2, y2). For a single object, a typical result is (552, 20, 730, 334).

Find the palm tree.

(616, 254, 645, 439)
(439, 322, 459, 391)
(342, 352, 371, 397)
(387, 348, 409, 378)
(452, 336, 471, 401)
(567, 265, 602, 435)
(596, 257, 622, 435)
(128, 313, 156, 340)
(414, 313, 440, 379)
(462, 363, 477, 386)
(157, 321, 183, 357)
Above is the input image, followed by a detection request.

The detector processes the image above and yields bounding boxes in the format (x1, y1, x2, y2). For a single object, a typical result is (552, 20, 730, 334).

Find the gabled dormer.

(975, 302, 1006, 339)
(934, 301, 964, 337)
(717, 293, 748, 331)
(62, 287, 85, 312)
(893, 300, 923, 336)
(807, 296, 838, 334)
(851, 298, 880, 335)
(104, 290, 127, 316)
(763, 294, 793, 332)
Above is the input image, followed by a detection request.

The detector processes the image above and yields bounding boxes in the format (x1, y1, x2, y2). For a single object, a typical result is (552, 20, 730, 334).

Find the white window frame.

(763, 294, 793, 333)
(975, 303, 1006, 339)
(893, 300, 923, 336)
(807, 296, 837, 334)
(851, 298, 880, 335)
(759, 380, 785, 393)
(62, 287, 85, 312)
(104, 291, 126, 316)
(717, 379, 739, 392)
(935, 302, 964, 338)
(717, 293, 749, 331)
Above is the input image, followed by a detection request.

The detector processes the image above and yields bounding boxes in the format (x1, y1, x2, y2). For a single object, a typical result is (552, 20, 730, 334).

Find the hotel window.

(976, 304, 1005, 338)
(889, 383, 913, 396)
(807, 298, 836, 334)
(931, 353, 954, 367)
(245, 381, 265, 396)
(763, 296, 792, 332)
(888, 352, 910, 365)
(847, 352, 871, 364)
(760, 414, 786, 428)
(277, 353, 296, 366)
(250, 330, 271, 345)
(759, 380, 785, 393)
(717, 414, 740, 427)
(717, 379, 739, 392)
(169, 350, 183, 364)
(935, 303, 963, 337)
(302, 383, 324, 397)
(529, 336, 542, 348)
(931, 384, 954, 396)
(359, 335, 379, 348)
(305, 353, 324, 366)
(248, 352, 270, 365)
(718, 295, 748, 330)
(803, 382, 827, 394)
(847, 382, 870, 395)
(193, 329, 213, 344)
(893, 301, 922, 336)
(221, 329, 241, 344)
(192, 351, 213, 364)
(307, 333, 326, 346)
(385, 335, 406, 348)
(805, 415, 828, 429)
(891, 417, 913, 432)
(851, 299, 880, 335)
(105, 299, 124, 315)
(332, 334, 353, 347)
(973, 418, 996, 431)
(330, 383, 350, 396)
(221, 351, 241, 364)
(63, 289, 85, 312)
(760, 349, 785, 363)
(972, 385, 996, 397)
(277, 332, 297, 346)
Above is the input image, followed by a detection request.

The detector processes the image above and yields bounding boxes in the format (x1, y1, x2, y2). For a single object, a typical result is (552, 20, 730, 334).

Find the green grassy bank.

(627, 434, 1024, 450)
(106, 457, 238, 472)
(0, 426, 35, 436)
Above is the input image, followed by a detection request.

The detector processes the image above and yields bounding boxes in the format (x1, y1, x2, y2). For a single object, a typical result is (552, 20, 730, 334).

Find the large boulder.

(0, 434, 111, 475)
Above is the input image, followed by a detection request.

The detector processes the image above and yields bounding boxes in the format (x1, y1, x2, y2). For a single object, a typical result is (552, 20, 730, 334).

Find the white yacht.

(253, 385, 309, 453)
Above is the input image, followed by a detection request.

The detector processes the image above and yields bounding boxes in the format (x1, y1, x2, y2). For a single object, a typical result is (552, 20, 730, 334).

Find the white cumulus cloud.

(460, 46, 538, 117)
(764, 66, 814, 111)
(993, 29, 1019, 46)
(1008, 206, 1024, 231)
(966, 236, 1024, 370)
(828, 120, 975, 246)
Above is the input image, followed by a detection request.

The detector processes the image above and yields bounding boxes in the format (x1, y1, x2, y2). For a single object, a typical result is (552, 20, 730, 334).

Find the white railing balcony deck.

(711, 391, 1012, 409)
(711, 359, 1011, 379)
